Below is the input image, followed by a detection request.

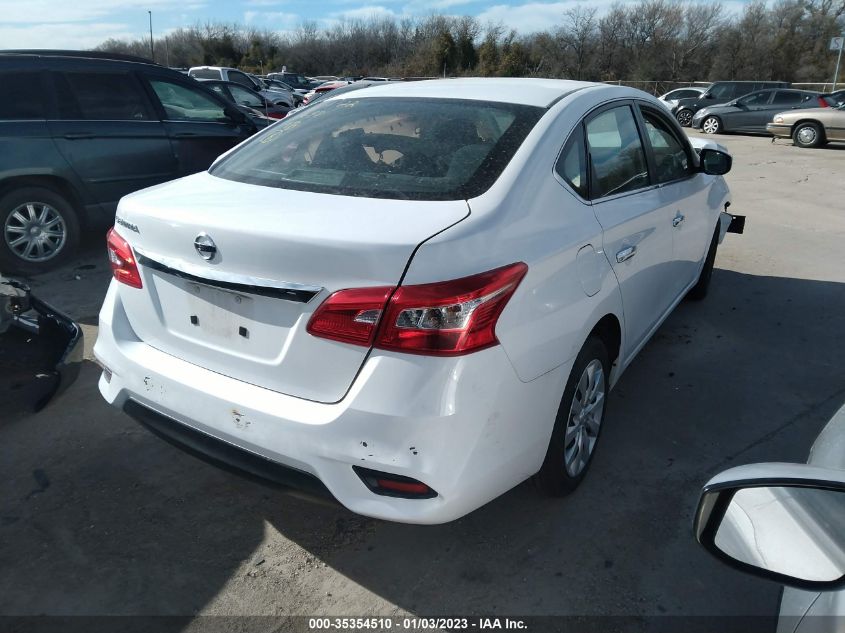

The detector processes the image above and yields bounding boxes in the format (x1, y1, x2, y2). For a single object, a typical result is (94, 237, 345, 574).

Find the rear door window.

(0, 71, 45, 119)
(52, 72, 154, 120)
(771, 91, 805, 106)
(707, 84, 734, 101)
(148, 79, 227, 122)
(585, 105, 650, 199)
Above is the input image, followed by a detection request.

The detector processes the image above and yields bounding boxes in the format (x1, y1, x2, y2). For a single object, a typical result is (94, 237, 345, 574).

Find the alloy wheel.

(564, 359, 605, 477)
(4, 202, 67, 262)
(676, 110, 693, 126)
(702, 117, 720, 134)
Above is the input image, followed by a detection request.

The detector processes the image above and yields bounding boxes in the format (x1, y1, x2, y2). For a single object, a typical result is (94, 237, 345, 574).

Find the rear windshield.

(210, 97, 544, 201)
(190, 68, 222, 80)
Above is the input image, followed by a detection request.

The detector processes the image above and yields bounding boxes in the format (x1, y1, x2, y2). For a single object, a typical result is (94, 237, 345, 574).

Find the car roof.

(330, 78, 603, 108)
(0, 49, 156, 65)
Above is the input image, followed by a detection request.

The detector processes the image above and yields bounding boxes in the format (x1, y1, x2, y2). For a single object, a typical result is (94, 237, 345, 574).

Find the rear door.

(46, 67, 177, 212)
(142, 74, 255, 177)
(586, 103, 677, 358)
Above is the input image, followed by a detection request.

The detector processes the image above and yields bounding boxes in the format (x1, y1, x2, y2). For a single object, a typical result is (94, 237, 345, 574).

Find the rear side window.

(0, 71, 44, 119)
(52, 72, 154, 121)
(149, 79, 227, 122)
(555, 126, 588, 198)
(585, 105, 649, 199)
(211, 97, 543, 201)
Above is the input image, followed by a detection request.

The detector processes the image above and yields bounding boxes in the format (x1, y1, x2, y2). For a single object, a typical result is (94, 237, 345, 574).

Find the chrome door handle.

(673, 214, 685, 227)
(616, 246, 637, 263)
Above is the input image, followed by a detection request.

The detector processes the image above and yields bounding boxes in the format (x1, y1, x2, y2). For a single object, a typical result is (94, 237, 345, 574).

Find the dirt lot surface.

(2, 133, 844, 624)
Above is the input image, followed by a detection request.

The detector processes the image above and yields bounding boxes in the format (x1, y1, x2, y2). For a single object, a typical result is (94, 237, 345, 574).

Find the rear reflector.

(306, 262, 528, 356)
(106, 227, 142, 289)
(353, 466, 437, 499)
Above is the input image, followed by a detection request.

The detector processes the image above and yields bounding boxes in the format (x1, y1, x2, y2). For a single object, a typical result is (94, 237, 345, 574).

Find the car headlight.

(774, 116, 784, 123)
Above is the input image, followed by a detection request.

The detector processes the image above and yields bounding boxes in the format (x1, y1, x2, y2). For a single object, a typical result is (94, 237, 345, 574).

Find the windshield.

(210, 97, 543, 201)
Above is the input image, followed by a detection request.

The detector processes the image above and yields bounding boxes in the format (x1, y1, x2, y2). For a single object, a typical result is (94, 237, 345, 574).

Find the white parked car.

(658, 86, 708, 112)
(95, 78, 740, 524)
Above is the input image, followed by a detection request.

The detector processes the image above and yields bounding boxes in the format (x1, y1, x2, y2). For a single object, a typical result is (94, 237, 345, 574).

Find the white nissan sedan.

(95, 78, 740, 524)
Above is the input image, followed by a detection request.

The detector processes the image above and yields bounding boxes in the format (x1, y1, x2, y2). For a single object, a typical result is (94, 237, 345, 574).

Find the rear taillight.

(306, 263, 528, 356)
(819, 97, 830, 108)
(268, 111, 286, 119)
(306, 286, 393, 345)
(106, 227, 142, 289)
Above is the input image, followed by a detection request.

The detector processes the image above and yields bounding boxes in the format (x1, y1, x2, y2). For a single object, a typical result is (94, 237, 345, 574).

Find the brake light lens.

(819, 97, 830, 108)
(106, 227, 142, 289)
(306, 263, 528, 356)
(306, 286, 393, 345)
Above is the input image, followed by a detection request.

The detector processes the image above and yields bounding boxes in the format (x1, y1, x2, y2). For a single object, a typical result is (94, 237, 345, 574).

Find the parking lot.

(1, 131, 844, 622)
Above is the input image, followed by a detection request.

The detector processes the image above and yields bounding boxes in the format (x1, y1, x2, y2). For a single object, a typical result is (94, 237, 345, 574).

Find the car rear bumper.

(766, 123, 792, 138)
(94, 281, 568, 524)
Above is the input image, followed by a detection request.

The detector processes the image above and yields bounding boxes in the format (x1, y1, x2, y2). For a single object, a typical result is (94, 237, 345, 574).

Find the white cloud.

(0, 22, 135, 48)
(245, 0, 288, 5)
(334, 5, 401, 20)
(244, 10, 299, 27)
(475, 0, 620, 33)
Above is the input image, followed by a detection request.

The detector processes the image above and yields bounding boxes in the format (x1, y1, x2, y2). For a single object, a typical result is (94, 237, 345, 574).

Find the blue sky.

(0, 0, 750, 49)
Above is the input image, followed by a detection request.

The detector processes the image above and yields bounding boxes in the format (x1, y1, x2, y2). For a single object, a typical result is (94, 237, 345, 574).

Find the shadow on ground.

(0, 269, 843, 626)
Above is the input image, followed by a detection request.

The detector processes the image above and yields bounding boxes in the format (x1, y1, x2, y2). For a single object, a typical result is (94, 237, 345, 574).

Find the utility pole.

(148, 11, 154, 62)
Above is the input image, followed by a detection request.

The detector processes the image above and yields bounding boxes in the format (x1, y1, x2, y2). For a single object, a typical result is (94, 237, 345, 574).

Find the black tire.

(534, 336, 610, 496)
(675, 109, 694, 127)
(0, 186, 80, 276)
(701, 115, 722, 134)
(687, 224, 719, 301)
(792, 122, 824, 149)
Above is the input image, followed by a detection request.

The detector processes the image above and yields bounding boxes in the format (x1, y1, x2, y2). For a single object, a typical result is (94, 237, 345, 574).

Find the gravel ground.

(1, 132, 844, 625)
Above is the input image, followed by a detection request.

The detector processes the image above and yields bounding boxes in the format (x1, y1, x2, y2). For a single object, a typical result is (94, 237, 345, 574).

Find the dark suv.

(673, 80, 789, 127)
(0, 50, 257, 274)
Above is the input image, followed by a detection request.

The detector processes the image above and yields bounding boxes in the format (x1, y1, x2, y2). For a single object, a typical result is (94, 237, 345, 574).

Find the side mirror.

(695, 463, 845, 591)
(699, 149, 732, 175)
(224, 106, 247, 124)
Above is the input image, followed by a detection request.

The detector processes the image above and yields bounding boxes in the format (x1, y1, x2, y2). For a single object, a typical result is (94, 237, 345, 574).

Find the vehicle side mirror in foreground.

(695, 463, 845, 591)
(699, 149, 732, 175)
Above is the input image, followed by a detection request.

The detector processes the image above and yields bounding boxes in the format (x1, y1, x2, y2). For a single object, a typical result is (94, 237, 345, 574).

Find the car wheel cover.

(797, 126, 817, 145)
(4, 202, 67, 262)
(703, 117, 719, 134)
(564, 359, 605, 477)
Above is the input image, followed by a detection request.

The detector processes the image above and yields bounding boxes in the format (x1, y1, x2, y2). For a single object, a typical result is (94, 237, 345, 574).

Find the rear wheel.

(534, 336, 610, 496)
(702, 116, 721, 134)
(0, 186, 80, 275)
(792, 122, 824, 148)
(675, 109, 694, 127)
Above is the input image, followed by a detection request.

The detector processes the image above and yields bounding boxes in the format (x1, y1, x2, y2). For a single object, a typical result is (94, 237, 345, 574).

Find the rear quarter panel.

(402, 87, 626, 384)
